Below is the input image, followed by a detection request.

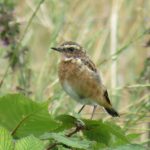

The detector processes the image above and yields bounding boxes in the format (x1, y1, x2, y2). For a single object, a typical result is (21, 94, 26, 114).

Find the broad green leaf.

(106, 144, 148, 150)
(0, 126, 14, 150)
(55, 115, 77, 131)
(104, 121, 129, 146)
(83, 120, 111, 145)
(15, 135, 45, 150)
(57, 146, 72, 150)
(41, 132, 92, 149)
(89, 142, 106, 150)
(55, 114, 85, 132)
(0, 94, 60, 138)
(83, 119, 129, 146)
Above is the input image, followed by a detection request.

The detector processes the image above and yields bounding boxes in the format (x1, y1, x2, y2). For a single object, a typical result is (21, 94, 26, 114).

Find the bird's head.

(51, 41, 85, 58)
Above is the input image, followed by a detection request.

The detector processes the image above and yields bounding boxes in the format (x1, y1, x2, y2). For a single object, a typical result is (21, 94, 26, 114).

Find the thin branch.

(46, 142, 60, 150)
(47, 125, 84, 150)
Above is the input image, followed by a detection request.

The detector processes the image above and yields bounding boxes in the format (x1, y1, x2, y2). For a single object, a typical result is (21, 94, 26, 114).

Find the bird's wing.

(81, 58, 113, 106)
(103, 90, 111, 104)
(81, 56, 102, 84)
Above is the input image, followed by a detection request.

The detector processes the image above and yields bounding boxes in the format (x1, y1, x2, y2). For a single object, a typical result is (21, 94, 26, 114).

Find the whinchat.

(52, 41, 119, 117)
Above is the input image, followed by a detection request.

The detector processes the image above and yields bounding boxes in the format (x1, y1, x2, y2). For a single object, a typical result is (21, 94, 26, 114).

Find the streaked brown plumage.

(52, 41, 119, 117)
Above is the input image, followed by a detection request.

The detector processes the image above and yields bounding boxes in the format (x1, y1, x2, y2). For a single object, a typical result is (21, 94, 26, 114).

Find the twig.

(46, 142, 60, 150)
(47, 125, 84, 150)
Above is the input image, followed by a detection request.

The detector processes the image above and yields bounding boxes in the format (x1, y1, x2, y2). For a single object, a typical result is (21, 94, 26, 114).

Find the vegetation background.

(0, 0, 149, 149)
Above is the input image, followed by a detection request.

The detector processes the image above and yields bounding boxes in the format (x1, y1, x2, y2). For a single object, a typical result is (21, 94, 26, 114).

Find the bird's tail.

(105, 107, 120, 117)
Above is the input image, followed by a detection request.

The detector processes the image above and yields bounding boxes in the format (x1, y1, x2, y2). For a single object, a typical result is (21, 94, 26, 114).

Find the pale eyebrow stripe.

(63, 45, 80, 49)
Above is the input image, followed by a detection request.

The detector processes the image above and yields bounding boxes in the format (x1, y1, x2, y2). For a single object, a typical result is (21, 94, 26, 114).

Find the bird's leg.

(91, 105, 97, 119)
(78, 105, 86, 114)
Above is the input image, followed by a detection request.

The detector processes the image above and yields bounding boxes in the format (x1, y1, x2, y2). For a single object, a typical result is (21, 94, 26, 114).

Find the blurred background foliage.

(0, 0, 149, 147)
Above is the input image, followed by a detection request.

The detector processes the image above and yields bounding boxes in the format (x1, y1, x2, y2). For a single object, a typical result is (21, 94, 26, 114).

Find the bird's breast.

(58, 58, 83, 93)
(62, 79, 80, 100)
(58, 58, 100, 105)
(58, 57, 84, 81)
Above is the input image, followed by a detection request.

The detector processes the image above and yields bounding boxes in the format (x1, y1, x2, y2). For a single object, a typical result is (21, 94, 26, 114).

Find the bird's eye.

(68, 47, 74, 52)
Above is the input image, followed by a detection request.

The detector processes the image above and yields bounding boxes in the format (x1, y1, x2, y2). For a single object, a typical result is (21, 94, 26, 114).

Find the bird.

(51, 41, 119, 118)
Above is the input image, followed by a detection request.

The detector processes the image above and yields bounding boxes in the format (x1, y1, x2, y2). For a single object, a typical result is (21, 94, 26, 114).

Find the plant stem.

(47, 125, 84, 150)
(0, 0, 45, 90)
(110, 0, 119, 94)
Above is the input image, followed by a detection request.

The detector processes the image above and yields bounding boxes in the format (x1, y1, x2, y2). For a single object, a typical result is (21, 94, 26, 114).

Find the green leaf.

(15, 135, 45, 150)
(57, 146, 72, 150)
(83, 120, 111, 145)
(0, 94, 60, 138)
(126, 133, 141, 141)
(55, 115, 77, 131)
(104, 121, 129, 146)
(55, 114, 85, 132)
(83, 119, 129, 146)
(106, 144, 147, 150)
(0, 126, 14, 150)
(41, 132, 92, 149)
(89, 142, 106, 150)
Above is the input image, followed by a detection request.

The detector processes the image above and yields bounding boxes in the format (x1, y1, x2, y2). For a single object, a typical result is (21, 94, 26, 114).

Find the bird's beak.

(51, 47, 62, 52)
